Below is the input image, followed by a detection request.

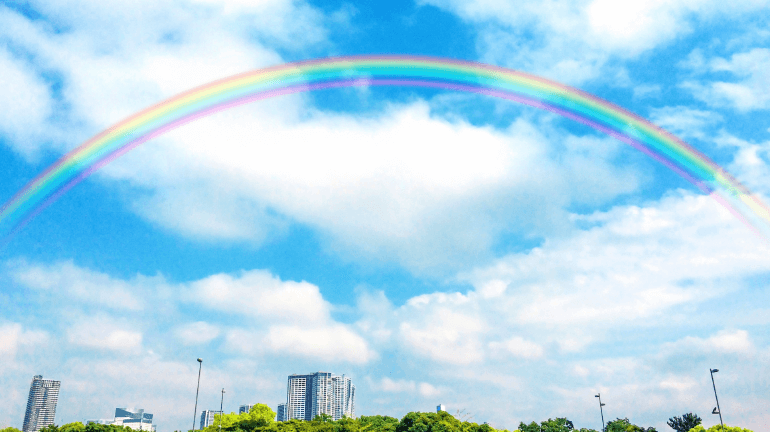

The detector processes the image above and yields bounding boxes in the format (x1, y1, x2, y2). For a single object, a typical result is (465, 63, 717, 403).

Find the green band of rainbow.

(2, 55, 769, 241)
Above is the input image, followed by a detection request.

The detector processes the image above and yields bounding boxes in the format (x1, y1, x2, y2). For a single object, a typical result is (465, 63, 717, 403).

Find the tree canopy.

(686, 426, 753, 432)
(667, 414, 701, 432)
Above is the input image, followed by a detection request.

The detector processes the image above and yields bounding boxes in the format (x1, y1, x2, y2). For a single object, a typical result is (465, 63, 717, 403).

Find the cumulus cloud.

(672, 329, 754, 354)
(683, 48, 770, 111)
(0, 46, 52, 158)
(648, 106, 723, 140)
(488, 336, 544, 359)
(188, 270, 331, 324)
(1, 0, 652, 277)
(0, 322, 48, 361)
(375, 378, 443, 397)
(174, 321, 221, 345)
(67, 316, 143, 353)
(419, 0, 770, 84)
(263, 324, 376, 364)
(10, 260, 149, 311)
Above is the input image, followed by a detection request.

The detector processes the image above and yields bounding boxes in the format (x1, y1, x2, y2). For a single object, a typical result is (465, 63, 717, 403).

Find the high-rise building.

(113, 408, 155, 432)
(200, 410, 222, 429)
(276, 403, 287, 422)
(284, 372, 355, 421)
(22, 375, 61, 432)
(239, 405, 254, 415)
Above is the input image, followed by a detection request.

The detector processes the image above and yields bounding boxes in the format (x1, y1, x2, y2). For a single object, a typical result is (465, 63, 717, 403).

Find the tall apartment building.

(200, 410, 222, 429)
(22, 375, 61, 432)
(284, 372, 355, 421)
(276, 403, 287, 422)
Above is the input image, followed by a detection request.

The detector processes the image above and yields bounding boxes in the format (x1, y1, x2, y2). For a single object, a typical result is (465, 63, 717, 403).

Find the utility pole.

(220, 388, 226, 432)
(595, 393, 606, 432)
(193, 358, 203, 432)
(710, 369, 725, 432)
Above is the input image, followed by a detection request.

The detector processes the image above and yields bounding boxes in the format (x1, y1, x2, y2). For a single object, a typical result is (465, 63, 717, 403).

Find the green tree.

(667, 414, 701, 432)
(313, 415, 333, 424)
(686, 425, 753, 432)
(60, 423, 86, 432)
(1, 428, 23, 432)
(517, 421, 540, 432)
(358, 415, 399, 432)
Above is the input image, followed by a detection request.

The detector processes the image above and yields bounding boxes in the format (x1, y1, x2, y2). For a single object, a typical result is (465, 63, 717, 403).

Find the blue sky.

(1, 1, 769, 431)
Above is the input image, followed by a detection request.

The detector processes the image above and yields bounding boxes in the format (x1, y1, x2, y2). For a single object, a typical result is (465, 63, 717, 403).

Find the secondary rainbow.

(2, 55, 769, 240)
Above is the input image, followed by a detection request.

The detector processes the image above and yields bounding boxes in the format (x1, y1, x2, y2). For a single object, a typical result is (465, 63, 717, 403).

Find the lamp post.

(219, 388, 226, 432)
(595, 393, 606, 432)
(710, 369, 725, 432)
(193, 358, 203, 432)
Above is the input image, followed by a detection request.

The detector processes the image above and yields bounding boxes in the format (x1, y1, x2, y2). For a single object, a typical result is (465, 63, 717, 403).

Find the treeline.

(0, 405, 755, 432)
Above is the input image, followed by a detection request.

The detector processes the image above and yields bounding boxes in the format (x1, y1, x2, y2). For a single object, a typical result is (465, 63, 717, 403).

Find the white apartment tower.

(22, 375, 61, 432)
(285, 372, 355, 421)
(200, 410, 222, 429)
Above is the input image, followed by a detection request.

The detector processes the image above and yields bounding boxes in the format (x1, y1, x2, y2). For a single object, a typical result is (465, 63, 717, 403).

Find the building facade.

(200, 410, 222, 429)
(284, 372, 355, 421)
(239, 405, 254, 415)
(22, 375, 61, 432)
(113, 408, 155, 431)
(276, 403, 287, 422)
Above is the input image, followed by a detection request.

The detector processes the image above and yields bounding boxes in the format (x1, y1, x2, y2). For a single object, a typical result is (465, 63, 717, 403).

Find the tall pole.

(220, 388, 226, 432)
(193, 358, 203, 432)
(710, 369, 725, 432)
(595, 393, 606, 432)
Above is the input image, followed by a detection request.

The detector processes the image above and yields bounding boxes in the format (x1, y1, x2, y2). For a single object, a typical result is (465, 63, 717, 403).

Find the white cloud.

(398, 300, 487, 364)
(174, 321, 221, 345)
(420, 0, 770, 84)
(379, 377, 416, 393)
(0, 323, 48, 361)
(489, 336, 544, 359)
(67, 317, 143, 353)
(10, 260, 148, 311)
(675, 329, 754, 354)
(375, 378, 443, 397)
(188, 270, 331, 324)
(0, 0, 327, 157)
(0, 46, 52, 158)
(418, 382, 442, 397)
(1, 0, 655, 276)
(648, 106, 723, 140)
(99, 100, 642, 275)
(659, 375, 698, 392)
(263, 324, 376, 364)
(683, 48, 770, 111)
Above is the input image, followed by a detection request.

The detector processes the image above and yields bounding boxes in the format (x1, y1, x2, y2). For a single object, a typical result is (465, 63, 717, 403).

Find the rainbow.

(2, 55, 770, 241)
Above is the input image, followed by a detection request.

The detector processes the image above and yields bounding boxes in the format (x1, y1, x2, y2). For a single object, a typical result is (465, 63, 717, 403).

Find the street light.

(710, 369, 725, 432)
(193, 358, 203, 432)
(220, 388, 226, 432)
(595, 394, 606, 432)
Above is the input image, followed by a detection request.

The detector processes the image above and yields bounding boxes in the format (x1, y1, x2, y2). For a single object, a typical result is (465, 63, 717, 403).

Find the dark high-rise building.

(22, 375, 61, 432)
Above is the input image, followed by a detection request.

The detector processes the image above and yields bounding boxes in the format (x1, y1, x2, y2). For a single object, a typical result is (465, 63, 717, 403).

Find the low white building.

(85, 408, 155, 432)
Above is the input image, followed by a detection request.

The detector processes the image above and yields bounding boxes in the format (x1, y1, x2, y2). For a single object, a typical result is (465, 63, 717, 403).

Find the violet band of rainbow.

(2, 55, 769, 240)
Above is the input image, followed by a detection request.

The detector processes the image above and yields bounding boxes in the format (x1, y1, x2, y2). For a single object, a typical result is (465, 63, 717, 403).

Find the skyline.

(1, 1, 769, 432)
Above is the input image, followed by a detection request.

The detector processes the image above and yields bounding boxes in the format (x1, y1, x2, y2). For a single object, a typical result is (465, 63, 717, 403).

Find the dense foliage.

(3, 407, 754, 432)
(667, 414, 702, 432)
(41, 423, 135, 432)
(686, 426, 753, 432)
